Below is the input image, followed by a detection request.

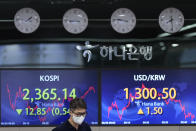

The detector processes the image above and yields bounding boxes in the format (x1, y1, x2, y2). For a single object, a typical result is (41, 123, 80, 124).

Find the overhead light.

(158, 33, 171, 37)
(158, 23, 196, 38)
(161, 47, 166, 51)
(171, 44, 179, 47)
(159, 42, 165, 46)
(180, 23, 196, 31)
(126, 44, 133, 48)
(184, 32, 196, 37)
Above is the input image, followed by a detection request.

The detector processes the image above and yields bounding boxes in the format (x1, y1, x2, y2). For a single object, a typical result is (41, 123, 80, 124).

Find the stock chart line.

(6, 84, 96, 122)
(7, 84, 24, 110)
(107, 83, 195, 121)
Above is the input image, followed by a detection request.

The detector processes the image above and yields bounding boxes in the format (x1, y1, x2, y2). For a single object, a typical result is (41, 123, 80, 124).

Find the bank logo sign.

(76, 41, 152, 63)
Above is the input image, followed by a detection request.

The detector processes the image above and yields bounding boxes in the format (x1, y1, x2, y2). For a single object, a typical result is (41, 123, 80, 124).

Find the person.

(52, 98, 91, 131)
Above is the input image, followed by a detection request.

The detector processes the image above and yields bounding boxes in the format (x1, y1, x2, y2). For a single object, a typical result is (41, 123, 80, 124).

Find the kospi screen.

(101, 69, 196, 125)
(1, 69, 98, 126)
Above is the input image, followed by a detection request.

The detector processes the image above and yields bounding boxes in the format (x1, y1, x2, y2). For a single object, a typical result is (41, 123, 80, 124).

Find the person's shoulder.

(82, 121, 90, 126)
(52, 124, 66, 131)
(81, 122, 91, 131)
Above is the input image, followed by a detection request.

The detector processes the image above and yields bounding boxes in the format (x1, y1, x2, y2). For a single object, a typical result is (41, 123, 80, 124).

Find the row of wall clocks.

(14, 7, 184, 34)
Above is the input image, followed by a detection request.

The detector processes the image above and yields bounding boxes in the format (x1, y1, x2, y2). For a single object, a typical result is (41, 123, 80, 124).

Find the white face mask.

(72, 115, 85, 125)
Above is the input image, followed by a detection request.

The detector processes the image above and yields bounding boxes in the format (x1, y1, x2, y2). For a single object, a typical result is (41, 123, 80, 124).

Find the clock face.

(159, 7, 184, 33)
(14, 8, 40, 34)
(111, 8, 136, 34)
(62, 8, 88, 34)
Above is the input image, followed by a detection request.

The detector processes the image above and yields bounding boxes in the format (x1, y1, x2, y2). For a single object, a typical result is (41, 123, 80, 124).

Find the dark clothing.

(52, 120, 91, 131)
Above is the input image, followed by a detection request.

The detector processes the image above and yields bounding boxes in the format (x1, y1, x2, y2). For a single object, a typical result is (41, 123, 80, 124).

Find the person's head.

(69, 98, 87, 125)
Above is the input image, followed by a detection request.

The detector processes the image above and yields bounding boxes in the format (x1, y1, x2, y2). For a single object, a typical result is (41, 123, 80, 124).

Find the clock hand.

(113, 19, 129, 22)
(166, 19, 172, 23)
(25, 16, 32, 22)
(69, 20, 80, 23)
(171, 16, 174, 32)
(166, 16, 172, 23)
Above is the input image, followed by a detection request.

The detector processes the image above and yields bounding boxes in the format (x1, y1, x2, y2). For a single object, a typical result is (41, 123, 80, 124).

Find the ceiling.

(0, 0, 196, 19)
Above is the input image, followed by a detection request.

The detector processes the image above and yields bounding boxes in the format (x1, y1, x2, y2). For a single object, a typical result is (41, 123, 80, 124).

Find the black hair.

(69, 98, 87, 111)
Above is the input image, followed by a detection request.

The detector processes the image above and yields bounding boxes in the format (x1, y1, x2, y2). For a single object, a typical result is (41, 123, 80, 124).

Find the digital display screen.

(1, 70, 98, 126)
(101, 69, 196, 125)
